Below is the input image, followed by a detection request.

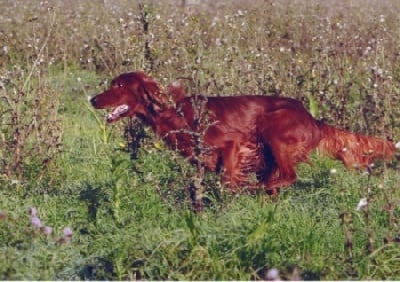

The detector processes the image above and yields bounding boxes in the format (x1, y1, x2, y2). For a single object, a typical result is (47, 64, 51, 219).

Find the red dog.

(90, 71, 397, 193)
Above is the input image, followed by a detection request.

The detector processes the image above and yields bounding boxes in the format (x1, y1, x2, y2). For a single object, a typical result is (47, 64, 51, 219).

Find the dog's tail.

(317, 122, 397, 169)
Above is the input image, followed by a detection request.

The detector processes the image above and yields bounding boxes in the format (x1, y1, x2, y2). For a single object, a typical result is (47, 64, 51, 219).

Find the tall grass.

(1, 0, 400, 280)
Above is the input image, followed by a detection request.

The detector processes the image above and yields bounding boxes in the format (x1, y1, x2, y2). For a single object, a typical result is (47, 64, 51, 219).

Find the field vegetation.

(1, 0, 400, 279)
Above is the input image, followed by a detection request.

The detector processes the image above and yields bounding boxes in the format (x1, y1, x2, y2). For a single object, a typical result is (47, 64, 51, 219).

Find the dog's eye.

(112, 82, 123, 89)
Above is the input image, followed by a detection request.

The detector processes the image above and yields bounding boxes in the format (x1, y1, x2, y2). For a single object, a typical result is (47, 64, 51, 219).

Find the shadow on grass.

(295, 166, 333, 191)
(78, 257, 114, 280)
(79, 182, 110, 223)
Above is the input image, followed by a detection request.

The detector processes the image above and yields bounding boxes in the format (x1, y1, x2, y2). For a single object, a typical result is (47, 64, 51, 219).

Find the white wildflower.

(356, 198, 368, 211)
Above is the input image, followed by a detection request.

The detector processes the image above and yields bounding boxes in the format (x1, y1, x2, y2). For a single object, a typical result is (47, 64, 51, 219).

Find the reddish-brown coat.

(91, 71, 396, 192)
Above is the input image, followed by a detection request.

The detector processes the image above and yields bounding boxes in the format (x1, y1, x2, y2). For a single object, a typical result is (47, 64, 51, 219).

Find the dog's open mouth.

(107, 104, 129, 122)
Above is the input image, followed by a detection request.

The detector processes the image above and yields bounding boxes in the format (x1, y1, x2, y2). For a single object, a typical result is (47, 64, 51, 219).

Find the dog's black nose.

(90, 96, 97, 106)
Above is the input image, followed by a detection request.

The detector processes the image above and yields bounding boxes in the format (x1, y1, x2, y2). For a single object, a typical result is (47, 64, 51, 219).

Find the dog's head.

(90, 71, 188, 123)
(90, 71, 163, 123)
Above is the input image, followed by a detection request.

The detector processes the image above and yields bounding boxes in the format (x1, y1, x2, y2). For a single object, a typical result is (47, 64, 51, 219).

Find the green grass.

(1, 0, 400, 280)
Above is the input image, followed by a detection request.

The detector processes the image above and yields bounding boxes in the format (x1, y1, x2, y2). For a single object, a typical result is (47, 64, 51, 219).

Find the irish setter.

(90, 71, 397, 193)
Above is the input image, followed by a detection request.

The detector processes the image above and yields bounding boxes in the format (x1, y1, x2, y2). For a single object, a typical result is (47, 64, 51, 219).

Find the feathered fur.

(90, 71, 397, 192)
(317, 122, 395, 169)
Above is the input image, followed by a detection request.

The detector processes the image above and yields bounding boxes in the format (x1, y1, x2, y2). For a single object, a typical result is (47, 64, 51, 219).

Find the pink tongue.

(107, 104, 129, 121)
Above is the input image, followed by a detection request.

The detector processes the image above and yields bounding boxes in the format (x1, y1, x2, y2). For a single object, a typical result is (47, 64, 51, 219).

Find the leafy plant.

(1, 0, 400, 280)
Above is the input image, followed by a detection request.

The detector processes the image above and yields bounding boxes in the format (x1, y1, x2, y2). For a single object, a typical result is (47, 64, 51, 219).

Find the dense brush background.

(1, 0, 400, 280)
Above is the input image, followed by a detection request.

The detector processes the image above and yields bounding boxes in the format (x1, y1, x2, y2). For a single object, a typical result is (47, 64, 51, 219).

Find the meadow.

(1, 0, 400, 280)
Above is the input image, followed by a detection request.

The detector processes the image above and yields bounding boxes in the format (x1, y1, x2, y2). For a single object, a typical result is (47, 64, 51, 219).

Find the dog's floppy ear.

(133, 71, 182, 112)
(139, 75, 166, 112)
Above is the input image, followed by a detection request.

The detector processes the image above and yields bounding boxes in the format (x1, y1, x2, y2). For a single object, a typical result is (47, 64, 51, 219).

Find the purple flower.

(41, 226, 52, 236)
(55, 227, 74, 244)
(28, 207, 37, 217)
(63, 227, 73, 237)
(266, 268, 281, 281)
(0, 211, 7, 221)
(30, 216, 42, 228)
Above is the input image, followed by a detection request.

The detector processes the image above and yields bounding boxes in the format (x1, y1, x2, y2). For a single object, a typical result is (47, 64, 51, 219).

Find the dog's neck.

(149, 101, 189, 136)
(142, 99, 195, 158)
